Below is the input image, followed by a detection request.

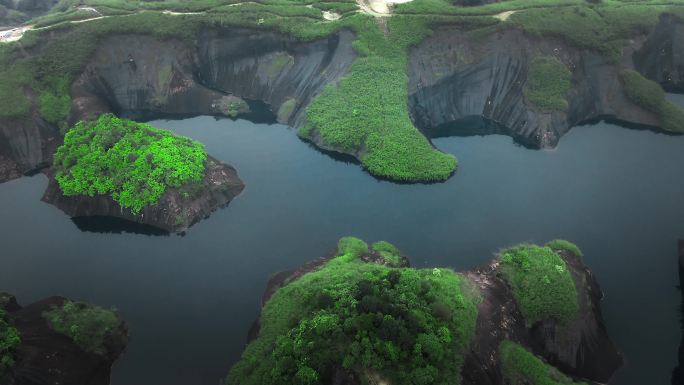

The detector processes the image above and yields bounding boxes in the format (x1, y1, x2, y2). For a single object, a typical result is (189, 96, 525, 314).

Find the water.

(0, 114, 683, 385)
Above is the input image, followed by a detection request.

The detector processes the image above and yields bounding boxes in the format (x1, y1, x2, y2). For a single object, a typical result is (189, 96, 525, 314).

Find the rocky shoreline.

(246, 244, 622, 385)
(41, 155, 245, 233)
(1, 293, 128, 385)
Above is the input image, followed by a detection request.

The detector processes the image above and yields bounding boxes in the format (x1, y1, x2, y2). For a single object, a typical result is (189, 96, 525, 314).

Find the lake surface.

(1, 113, 683, 385)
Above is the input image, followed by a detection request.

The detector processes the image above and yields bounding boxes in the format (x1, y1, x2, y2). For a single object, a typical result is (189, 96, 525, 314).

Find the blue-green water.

(0, 115, 682, 385)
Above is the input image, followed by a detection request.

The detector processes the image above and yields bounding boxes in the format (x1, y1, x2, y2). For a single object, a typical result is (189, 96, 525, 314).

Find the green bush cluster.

(226, 238, 479, 385)
(0, 309, 20, 381)
(54, 114, 207, 213)
(497, 245, 579, 324)
(499, 340, 587, 385)
(620, 70, 684, 132)
(545, 239, 583, 258)
(525, 56, 572, 112)
(42, 300, 122, 356)
(372, 240, 403, 266)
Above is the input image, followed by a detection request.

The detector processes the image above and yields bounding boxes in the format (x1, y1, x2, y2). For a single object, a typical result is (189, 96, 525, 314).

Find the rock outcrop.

(1, 15, 682, 184)
(246, 245, 621, 385)
(1, 293, 128, 385)
(462, 250, 622, 385)
(41, 156, 245, 233)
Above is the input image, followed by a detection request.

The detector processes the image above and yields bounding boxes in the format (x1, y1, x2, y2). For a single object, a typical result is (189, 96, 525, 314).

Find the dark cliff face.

(70, 29, 356, 127)
(249, 250, 621, 385)
(1, 294, 128, 385)
(0, 16, 682, 185)
(634, 13, 684, 93)
(41, 156, 245, 233)
(407, 27, 661, 148)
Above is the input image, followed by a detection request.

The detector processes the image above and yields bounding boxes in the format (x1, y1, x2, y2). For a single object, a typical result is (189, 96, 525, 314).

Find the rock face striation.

(407, 26, 668, 148)
(0, 15, 683, 183)
(246, 245, 621, 385)
(1, 293, 128, 385)
(41, 156, 245, 233)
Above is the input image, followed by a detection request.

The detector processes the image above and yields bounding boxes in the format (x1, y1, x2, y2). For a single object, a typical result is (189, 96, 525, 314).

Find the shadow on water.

(119, 99, 278, 125)
(71, 216, 170, 236)
(674, 240, 684, 384)
(427, 116, 541, 149)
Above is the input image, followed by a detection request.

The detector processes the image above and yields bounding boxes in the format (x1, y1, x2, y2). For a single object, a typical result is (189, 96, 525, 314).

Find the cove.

(0, 116, 683, 385)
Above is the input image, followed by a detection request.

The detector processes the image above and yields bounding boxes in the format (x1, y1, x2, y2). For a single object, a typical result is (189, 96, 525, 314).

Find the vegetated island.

(226, 237, 621, 385)
(0, 0, 683, 185)
(0, 292, 128, 385)
(41, 114, 245, 233)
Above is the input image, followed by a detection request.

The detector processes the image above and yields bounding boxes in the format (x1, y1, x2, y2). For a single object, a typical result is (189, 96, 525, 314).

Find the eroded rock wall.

(408, 27, 661, 148)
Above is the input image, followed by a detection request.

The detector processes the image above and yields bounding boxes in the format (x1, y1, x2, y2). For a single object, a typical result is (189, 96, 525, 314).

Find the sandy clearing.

(357, 0, 413, 17)
(493, 10, 516, 21)
(322, 11, 341, 21)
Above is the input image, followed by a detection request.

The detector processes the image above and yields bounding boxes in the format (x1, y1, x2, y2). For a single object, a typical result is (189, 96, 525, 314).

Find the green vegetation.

(216, 96, 249, 118)
(226, 237, 479, 385)
(545, 239, 583, 259)
(372, 240, 403, 266)
(525, 56, 572, 112)
(0, 309, 20, 381)
(277, 98, 297, 122)
(42, 300, 123, 356)
(266, 52, 294, 78)
(1, 0, 682, 182)
(499, 340, 587, 385)
(54, 114, 207, 213)
(497, 245, 579, 324)
(620, 70, 684, 132)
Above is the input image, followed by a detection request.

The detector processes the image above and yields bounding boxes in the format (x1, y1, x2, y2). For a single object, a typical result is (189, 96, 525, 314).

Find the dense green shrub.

(0, 310, 20, 381)
(620, 70, 684, 132)
(525, 56, 572, 112)
(545, 239, 583, 258)
(54, 114, 207, 213)
(497, 245, 579, 324)
(337, 236, 369, 259)
(226, 238, 479, 385)
(372, 240, 402, 266)
(42, 300, 122, 356)
(499, 340, 587, 385)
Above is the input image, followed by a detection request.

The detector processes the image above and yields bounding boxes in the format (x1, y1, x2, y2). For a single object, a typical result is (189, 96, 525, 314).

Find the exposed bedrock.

(634, 13, 684, 93)
(249, 248, 621, 385)
(408, 27, 664, 148)
(40, 156, 245, 233)
(70, 29, 356, 127)
(462, 252, 622, 385)
(1, 293, 128, 385)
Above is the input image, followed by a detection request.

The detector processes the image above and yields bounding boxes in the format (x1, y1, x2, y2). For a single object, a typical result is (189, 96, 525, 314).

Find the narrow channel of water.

(0, 113, 682, 384)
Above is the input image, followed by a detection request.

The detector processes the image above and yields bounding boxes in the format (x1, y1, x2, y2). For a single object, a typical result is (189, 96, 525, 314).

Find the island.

(0, 292, 128, 385)
(226, 237, 621, 385)
(41, 114, 245, 233)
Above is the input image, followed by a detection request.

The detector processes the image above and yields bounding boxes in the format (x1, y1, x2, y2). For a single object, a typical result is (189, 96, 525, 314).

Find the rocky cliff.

(407, 26, 665, 148)
(245, 244, 621, 385)
(635, 13, 684, 93)
(461, 251, 622, 385)
(1, 293, 128, 385)
(1, 14, 682, 184)
(41, 155, 245, 233)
